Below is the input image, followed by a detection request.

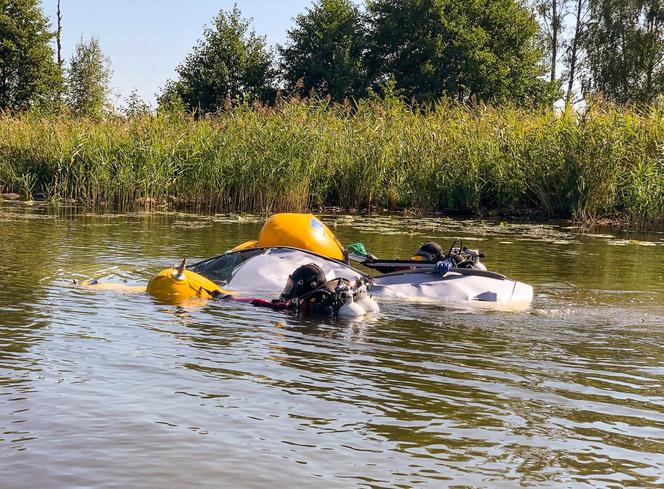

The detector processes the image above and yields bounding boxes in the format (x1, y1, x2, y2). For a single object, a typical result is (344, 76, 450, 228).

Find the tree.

(365, 0, 558, 106)
(122, 89, 151, 117)
(280, 0, 366, 101)
(533, 0, 569, 83)
(582, 0, 664, 104)
(159, 5, 275, 113)
(564, 0, 588, 105)
(66, 36, 112, 117)
(0, 0, 62, 111)
(642, 2, 664, 101)
(56, 0, 62, 67)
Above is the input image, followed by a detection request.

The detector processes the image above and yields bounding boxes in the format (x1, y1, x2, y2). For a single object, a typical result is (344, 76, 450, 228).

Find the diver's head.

(412, 242, 444, 262)
(280, 263, 327, 301)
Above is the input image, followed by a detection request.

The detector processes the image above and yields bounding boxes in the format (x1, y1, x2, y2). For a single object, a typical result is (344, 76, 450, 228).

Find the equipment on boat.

(357, 238, 488, 274)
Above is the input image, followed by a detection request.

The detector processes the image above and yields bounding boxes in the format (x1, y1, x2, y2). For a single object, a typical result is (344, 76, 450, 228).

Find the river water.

(1, 204, 663, 488)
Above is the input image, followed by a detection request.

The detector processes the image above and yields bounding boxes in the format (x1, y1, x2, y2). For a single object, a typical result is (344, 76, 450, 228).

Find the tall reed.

(0, 97, 662, 228)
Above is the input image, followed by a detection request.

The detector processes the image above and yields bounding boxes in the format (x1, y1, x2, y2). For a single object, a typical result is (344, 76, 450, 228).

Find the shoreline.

(2, 195, 660, 234)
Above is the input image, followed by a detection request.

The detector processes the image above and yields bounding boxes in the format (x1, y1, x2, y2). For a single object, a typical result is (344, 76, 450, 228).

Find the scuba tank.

(337, 289, 366, 317)
(353, 284, 380, 313)
(333, 280, 379, 317)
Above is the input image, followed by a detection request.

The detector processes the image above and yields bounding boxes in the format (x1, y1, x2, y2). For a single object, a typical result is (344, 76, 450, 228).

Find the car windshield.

(188, 248, 266, 285)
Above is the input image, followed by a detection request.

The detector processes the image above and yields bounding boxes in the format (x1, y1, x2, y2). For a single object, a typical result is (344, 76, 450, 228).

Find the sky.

(41, 0, 312, 107)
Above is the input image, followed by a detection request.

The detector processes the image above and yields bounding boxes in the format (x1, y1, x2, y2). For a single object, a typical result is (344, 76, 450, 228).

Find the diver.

(414, 242, 456, 274)
(355, 240, 484, 274)
(232, 263, 379, 318)
(233, 263, 332, 314)
(412, 242, 446, 262)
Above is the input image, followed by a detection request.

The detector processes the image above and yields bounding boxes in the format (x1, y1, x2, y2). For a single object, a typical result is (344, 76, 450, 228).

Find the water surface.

(1, 204, 663, 488)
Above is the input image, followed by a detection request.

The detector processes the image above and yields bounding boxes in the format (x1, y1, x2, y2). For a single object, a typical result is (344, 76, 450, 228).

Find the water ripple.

(1, 206, 663, 487)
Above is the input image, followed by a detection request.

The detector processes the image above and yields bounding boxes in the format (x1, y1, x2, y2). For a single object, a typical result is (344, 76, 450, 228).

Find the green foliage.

(159, 5, 275, 113)
(122, 89, 152, 117)
(280, 0, 366, 101)
(365, 0, 559, 106)
(66, 37, 112, 118)
(582, 0, 664, 104)
(1, 99, 663, 228)
(0, 0, 62, 112)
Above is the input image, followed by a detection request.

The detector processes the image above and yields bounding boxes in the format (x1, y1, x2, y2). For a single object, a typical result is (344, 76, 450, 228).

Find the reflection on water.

(1, 204, 663, 488)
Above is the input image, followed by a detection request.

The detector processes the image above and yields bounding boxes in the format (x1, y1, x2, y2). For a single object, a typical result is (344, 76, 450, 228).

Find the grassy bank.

(1, 98, 663, 228)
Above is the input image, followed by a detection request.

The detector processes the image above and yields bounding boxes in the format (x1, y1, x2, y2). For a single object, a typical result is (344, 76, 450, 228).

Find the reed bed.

(1, 97, 663, 228)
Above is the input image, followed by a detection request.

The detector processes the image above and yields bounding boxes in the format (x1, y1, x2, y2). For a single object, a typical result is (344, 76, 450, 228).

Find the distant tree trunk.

(643, 6, 662, 103)
(551, 0, 558, 82)
(645, 14, 654, 101)
(620, 13, 628, 101)
(57, 0, 62, 67)
(566, 0, 584, 106)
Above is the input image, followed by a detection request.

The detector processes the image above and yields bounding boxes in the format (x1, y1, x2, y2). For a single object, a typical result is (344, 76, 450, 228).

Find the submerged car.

(146, 213, 533, 312)
(189, 246, 533, 307)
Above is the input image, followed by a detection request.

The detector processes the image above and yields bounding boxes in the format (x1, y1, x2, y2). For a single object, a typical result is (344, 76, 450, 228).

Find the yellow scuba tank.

(146, 258, 229, 304)
(230, 213, 345, 261)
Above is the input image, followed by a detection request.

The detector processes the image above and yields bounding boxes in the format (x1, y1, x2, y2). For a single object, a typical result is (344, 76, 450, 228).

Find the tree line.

(2, 0, 664, 116)
(534, 0, 664, 105)
(0, 0, 110, 116)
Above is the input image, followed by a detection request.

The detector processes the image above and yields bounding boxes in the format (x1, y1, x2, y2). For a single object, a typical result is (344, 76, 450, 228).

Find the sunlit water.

(1, 204, 663, 488)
